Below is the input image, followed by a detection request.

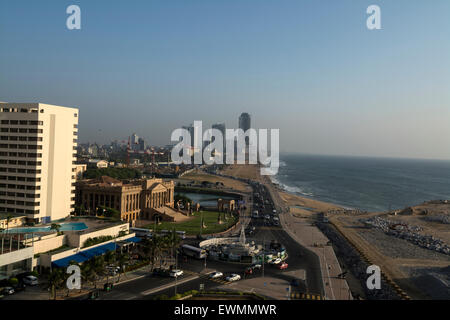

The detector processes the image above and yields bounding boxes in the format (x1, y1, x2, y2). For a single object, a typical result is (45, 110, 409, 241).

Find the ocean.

(272, 153, 450, 212)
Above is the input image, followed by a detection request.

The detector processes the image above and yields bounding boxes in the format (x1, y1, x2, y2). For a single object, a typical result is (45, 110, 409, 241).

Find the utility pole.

(262, 235, 265, 278)
(174, 250, 178, 295)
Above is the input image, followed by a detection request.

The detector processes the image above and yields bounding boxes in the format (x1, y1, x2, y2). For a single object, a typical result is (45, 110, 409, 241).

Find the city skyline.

(1, 0, 449, 160)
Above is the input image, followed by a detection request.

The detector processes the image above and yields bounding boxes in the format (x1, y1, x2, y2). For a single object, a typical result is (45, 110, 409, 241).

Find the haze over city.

(1, 0, 449, 160)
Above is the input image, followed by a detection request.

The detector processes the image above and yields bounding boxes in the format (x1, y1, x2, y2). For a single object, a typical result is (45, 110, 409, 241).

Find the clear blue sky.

(1, 0, 449, 159)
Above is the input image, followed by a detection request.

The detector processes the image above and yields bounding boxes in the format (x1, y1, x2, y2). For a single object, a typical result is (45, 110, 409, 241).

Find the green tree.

(50, 223, 62, 234)
(47, 268, 65, 300)
(116, 252, 129, 282)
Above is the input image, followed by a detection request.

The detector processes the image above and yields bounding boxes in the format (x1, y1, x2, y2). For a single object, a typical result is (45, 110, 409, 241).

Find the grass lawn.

(144, 211, 238, 235)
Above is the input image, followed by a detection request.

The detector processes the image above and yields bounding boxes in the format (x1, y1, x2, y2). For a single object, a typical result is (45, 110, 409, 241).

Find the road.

(75, 177, 324, 300)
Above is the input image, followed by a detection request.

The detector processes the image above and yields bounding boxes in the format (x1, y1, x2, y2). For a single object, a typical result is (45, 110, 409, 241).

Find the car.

(209, 272, 223, 279)
(225, 274, 241, 282)
(169, 270, 184, 278)
(1, 287, 15, 295)
(270, 258, 282, 265)
(23, 275, 38, 286)
(278, 262, 288, 270)
(251, 264, 262, 270)
(107, 265, 120, 272)
(13, 282, 27, 292)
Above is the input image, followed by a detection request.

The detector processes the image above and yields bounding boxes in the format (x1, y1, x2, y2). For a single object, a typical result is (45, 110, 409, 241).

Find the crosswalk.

(290, 292, 323, 300)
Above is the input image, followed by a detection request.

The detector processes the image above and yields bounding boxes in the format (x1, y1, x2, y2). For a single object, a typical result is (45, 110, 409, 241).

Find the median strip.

(140, 275, 199, 296)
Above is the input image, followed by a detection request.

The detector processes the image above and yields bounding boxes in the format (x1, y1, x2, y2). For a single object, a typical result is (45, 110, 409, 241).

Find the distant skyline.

(1, 0, 449, 160)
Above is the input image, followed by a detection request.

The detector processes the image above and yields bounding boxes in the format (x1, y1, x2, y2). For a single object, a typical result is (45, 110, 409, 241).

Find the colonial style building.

(75, 176, 174, 225)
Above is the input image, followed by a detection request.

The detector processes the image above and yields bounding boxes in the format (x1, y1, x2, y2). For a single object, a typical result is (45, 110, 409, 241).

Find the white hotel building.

(0, 102, 79, 224)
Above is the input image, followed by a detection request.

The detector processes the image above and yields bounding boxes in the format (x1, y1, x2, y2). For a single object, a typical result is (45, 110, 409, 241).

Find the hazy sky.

(1, 0, 449, 160)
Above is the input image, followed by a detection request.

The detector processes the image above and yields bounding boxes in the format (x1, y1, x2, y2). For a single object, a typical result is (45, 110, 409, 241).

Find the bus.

(181, 244, 207, 259)
(160, 230, 186, 240)
(130, 227, 152, 238)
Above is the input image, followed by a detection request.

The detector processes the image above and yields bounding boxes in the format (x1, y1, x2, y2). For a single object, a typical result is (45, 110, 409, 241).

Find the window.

(1, 120, 9, 125)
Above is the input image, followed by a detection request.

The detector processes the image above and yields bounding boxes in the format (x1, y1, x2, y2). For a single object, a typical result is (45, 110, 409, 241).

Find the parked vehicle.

(1, 287, 15, 295)
(209, 271, 223, 279)
(23, 275, 38, 286)
(251, 264, 262, 270)
(225, 274, 241, 282)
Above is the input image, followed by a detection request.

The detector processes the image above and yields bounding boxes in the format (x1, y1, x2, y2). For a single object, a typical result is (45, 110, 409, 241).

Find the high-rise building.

(238, 112, 251, 150)
(0, 102, 79, 224)
(131, 133, 139, 151)
(138, 137, 145, 151)
(239, 113, 251, 132)
(211, 123, 226, 154)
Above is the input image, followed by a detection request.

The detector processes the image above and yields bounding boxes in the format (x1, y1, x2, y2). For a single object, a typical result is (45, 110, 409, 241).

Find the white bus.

(130, 227, 152, 238)
(181, 244, 207, 259)
(160, 230, 186, 240)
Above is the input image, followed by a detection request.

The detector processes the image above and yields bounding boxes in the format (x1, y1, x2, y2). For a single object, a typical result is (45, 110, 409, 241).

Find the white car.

(2, 287, 15, 295)
(226, 274, 241, 282)
(169, 269, 184, 278)
(209, 271, 223, 279)
(23, 275, 38, 286)
(251, 264, 262, 270)
(270, 258, 282, 265)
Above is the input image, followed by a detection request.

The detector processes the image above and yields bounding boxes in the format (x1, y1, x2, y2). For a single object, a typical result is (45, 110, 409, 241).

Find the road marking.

(141, 275, 199, 296)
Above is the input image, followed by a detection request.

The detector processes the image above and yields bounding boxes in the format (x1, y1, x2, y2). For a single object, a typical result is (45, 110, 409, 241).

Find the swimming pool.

(2, 222, 88, 234)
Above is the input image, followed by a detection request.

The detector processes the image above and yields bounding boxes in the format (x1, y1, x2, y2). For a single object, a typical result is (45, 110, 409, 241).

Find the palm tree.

(80, 262, 95, 293)
(104, 250, 116, 283)
(50, 223, 62, 234)
(93, 256, 106, 285)
(47, 268, 64, 300)
(116, 252, 129, 282)
(167, 229, 181, 266)
(5, 214, 13, 236)
(142, 234, 163, 271)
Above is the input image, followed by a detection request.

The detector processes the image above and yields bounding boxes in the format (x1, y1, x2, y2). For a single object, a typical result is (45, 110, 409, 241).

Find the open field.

(179, 169, 250, 193)
(143, 211, 238, 235)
